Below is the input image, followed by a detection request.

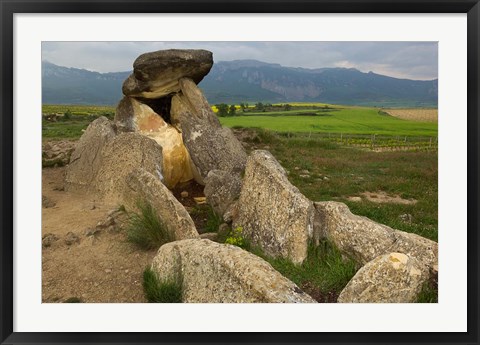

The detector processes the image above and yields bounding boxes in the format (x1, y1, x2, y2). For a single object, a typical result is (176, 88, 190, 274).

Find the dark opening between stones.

(138, 96, 173, 124)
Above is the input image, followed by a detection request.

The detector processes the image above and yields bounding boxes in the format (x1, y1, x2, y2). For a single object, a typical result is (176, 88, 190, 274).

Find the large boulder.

(124, 168, 199, 240)
(65, 116, 116, 191)
(232, 150, 314, 264)
(151, 239, 316, 303)
(337, 253, 427, 303)
(314, 201, 438, 271)
(42, 140, 76, 168)
(170, 78, 247, 180)
(95, 133, 164, 200)
(390, 231, 439, 273)
(115, 96, 198, 188)
(204, 169, 243, 217)
(122, 49, 213, 99)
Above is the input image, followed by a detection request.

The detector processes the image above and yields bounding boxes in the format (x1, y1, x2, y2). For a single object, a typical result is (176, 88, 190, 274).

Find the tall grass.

(143, 267, 182, 303)
(250, 241, 357, 300)
(126, 201, 173, 250)
(204, 206, 223, 233)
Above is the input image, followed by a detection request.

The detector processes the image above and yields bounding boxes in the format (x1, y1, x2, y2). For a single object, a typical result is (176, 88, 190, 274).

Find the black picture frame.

(1, 1, 479, 344)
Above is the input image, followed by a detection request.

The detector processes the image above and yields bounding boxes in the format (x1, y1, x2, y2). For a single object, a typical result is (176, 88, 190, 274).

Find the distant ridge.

(42, 60, 437, 107)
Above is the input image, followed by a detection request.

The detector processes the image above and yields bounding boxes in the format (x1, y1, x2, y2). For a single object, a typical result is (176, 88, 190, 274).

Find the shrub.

(126, 201, 173, 250)
(63, 109, 72, 120)
(255, 128, 278, 144)
(225, 226, 250, 250)
(143, 267, 182, 303)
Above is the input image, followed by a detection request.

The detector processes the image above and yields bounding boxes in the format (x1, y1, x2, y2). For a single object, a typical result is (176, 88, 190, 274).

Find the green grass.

(42, 104, 115, 140)
(126, 201, 174, 250)
(251, 241, 357, 302)
(143, 267, 182, 303)
(417, 281, 438, 303)
(204, 206, 223, 233)
(42, 118, 92, 140)
(220, 106, 437, 137)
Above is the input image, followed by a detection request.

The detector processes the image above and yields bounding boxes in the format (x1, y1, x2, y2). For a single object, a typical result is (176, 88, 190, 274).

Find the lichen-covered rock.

(314, 201, 397, 265)
(122, 49, 213, 99)
(204, 169, 243, 217)
(65, 117, 116, 191)
(170, 78, 247, 180)
(42, 140, 76, 167)
(337, 253, 427, 303)
(124, 168, 199, 241)
(95, 133, 164, 200)
(391, 231, 438, 273)
(115, 96, 197, 188)
(314, 201, 438, 271)
(151, 239, 316, 303)
(232, 150, 314, 264)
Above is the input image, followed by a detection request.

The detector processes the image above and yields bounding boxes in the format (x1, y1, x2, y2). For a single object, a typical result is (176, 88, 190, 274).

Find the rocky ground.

(42, 164, 212, 303)
(42, 166, 156, 303)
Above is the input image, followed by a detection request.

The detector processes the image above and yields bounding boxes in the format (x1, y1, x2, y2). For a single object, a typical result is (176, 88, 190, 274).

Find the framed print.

(1, 0, 479, 344)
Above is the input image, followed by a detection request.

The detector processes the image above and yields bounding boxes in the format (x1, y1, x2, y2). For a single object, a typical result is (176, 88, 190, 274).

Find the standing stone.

(115, 96, 198, 188)
(95, 133, 164, 201)
(204, 169, 243, 217)
(65, 116, 116, 192)
(314, 201, 397, 265)
(122, 49, 213, 99)
(390, 231, 438, 273)
(232, 150, 314, 264)
(314, 201, 438, 271)
(151, 239, 316, 303)
(124, 168, 199, 241)
(170, 78, 247, 180)
(337, 253, 427, 303)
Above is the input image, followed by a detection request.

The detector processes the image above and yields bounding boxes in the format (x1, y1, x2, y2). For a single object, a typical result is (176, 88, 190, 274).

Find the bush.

(63, 109, 72, 120)
(225, 226, 250, 250)
(126, 201, 173, 250)
(143, 267, 182, 303)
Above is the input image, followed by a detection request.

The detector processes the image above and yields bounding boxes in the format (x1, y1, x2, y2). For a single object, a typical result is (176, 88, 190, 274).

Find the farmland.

(384, 108, 438, 122)
(218, 106, 437, 137)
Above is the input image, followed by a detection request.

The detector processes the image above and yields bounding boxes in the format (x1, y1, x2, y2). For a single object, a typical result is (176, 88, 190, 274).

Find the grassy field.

(42, 105, 114, 140)
(219, 107, 437, 137)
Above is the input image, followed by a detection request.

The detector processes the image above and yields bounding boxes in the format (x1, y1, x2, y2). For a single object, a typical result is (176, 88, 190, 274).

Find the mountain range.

(42, 60, 438, 107)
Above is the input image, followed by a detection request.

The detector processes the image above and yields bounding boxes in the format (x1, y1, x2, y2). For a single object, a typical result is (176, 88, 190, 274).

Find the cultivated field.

(384, 108, 438, 122)
(219, 107, 438, 137)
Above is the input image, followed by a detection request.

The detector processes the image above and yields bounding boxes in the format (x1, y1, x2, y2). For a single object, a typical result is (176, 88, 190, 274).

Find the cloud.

(42, 41, 438, 80)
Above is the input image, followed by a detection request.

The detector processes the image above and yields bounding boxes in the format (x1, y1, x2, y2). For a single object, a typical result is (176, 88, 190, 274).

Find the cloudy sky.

(42, 41, 438, 80)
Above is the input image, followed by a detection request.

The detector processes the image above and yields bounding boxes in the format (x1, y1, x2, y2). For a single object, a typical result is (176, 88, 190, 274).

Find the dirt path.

(42, 167, 157, 303)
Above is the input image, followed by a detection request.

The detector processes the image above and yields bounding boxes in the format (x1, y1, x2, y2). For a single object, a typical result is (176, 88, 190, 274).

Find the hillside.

(42, 60, 437, 107)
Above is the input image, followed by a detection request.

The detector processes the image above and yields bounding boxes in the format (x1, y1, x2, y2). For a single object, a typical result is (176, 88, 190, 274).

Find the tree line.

(214, 103, 292, 117)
